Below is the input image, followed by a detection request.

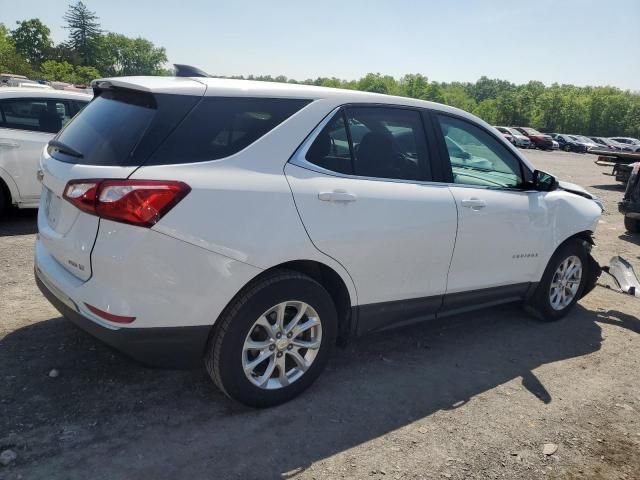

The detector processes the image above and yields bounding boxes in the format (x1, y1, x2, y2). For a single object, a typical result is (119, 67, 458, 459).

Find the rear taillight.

(63, 179, 190, 227)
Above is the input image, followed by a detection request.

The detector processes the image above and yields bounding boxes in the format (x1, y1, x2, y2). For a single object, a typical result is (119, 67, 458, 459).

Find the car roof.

(0, 87, 92, 100)
(93, 75, 476, 118)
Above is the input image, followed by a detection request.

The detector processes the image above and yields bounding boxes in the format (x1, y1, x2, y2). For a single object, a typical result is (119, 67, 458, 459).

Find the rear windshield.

(52, 90, 157, 166)
(146, 97, 311, 165)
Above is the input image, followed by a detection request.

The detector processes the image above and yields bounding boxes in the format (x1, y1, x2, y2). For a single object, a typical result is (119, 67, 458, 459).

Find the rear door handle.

(461, 198, 487, 210)
(318, 191, 357, 202)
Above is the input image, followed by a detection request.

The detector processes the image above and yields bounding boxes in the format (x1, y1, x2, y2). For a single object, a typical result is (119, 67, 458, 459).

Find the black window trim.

(430, 110, 534, 191)
(291, 102, 447, 186)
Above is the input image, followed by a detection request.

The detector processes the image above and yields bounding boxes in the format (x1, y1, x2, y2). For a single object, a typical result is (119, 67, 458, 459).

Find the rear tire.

(205, 270, 337, 408)
(625, 216, 640, 233)
(526, 239, 589, 322)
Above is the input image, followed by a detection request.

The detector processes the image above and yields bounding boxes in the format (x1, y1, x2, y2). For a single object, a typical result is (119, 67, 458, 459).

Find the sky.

(2, 0, 639, 90)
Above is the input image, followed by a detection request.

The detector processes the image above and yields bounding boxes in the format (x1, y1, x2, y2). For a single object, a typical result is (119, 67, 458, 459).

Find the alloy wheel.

(549, 255, 582, 310)
(242, 301, 322, 389)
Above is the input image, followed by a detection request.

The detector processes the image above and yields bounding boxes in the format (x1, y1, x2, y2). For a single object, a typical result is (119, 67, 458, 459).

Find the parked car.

(35, 74, 603, 407)
(572, 135, 600, 152)
(609, 137, 640, 152)
(496, 128, 513, 143)
(0, 88, 91, 214)
(550, 133, 588, 153)
(619, 163, 640, 233)
(494, 126, 532, 148)
(589, 136, 621, 151)
(511, 127, 554, 150)
(551, 139, 559, 150)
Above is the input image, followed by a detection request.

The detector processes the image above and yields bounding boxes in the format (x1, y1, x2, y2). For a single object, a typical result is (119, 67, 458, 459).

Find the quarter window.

(149, 97, 311, 164)
(437, 115, 523, 189)
(306, 106, 431, 181)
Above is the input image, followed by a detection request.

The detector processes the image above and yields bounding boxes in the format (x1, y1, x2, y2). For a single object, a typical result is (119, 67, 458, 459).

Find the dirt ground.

(1, 150, 639, 480)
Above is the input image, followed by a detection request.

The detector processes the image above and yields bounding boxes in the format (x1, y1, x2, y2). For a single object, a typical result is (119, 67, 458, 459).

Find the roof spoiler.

(174, 64, 211, 78)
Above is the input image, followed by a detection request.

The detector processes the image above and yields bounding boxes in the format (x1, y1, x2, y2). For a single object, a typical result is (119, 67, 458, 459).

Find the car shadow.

(590, 183, 626, 192)
(0, 208, 37, 236)
(1, 304, 638, 479)
(619, 232, 640, 246)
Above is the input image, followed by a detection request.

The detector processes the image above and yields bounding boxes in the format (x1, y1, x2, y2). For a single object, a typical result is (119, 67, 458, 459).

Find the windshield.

(522, 127, 541, 135)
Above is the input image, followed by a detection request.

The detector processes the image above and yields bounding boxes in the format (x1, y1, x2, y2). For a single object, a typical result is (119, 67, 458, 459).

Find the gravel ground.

(0, 150, 639, 480)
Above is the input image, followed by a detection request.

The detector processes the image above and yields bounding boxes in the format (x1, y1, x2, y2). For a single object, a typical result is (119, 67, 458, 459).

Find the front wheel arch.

(526, 232, 599, 320)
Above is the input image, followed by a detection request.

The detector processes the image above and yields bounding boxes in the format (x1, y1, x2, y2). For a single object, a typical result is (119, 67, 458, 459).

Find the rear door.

(0, 97, 78, 202)
(286, 106, 458, 334)
(38, 85, 204, 280)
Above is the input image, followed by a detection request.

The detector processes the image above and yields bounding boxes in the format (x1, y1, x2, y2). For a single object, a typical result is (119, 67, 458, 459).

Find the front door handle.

(0, 141, 19, 148)
(461, 198, 487, 210)
(318, 191, 357, 203)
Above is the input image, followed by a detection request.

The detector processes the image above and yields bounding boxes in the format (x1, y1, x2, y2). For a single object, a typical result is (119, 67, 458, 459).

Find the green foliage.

(0, 23, 34, 76)
(94, 33, 167, 76)
(39, 60, 99, 85)
(39, 60, 75, 82)
(63, 1, 101, 65)
(11, 18, 52, 66)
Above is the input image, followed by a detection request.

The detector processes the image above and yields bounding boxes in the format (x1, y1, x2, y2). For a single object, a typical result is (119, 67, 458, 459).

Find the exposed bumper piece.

(36, 271, 210, 369)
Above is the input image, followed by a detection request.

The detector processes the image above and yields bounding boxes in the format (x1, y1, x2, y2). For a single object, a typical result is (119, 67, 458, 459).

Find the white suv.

(0, 88, 91, 214)
(35, 75, 603, 407)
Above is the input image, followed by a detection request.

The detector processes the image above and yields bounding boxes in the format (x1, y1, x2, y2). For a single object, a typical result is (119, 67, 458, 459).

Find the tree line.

(0, 1, 168, 85)
(1, 2, 638, 137)
(229, 73, 640, 138)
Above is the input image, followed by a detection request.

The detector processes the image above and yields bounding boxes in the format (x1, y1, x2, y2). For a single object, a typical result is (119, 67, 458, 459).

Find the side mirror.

(533, 170, 559, 192)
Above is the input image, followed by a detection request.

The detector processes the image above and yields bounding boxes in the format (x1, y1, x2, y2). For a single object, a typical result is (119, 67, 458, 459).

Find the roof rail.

(174, 64, 210, 78)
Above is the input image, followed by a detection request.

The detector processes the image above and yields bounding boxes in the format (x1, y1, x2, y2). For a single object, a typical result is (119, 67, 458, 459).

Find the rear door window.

(0, 98, 73, 134)
(305, 111, 353, 174)
(148, 97, 311, 165)
(305, 106, 431, 181)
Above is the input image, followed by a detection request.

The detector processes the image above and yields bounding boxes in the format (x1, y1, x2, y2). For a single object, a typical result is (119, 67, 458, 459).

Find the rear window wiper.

(48, 140, 84, 159)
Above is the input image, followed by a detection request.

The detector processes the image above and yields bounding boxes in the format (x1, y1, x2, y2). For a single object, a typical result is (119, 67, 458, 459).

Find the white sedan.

(0, 88, 91, 214)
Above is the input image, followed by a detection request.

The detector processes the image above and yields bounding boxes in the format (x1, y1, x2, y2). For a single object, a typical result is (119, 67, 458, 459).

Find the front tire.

(625, 216, 640, 233)
(205, 270, 337, 408)
(527, 239, 589, 322)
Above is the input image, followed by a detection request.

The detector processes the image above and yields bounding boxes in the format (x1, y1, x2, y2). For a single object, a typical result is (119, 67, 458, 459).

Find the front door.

(433, 113, 547, 303)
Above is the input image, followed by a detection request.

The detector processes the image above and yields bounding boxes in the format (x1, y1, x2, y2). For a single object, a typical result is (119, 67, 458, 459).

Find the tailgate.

(38, 153, 137, 280)
(37, 80, 205, 281)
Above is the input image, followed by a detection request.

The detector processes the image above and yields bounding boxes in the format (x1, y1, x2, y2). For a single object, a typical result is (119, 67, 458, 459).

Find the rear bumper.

(36, 268, 210, 369)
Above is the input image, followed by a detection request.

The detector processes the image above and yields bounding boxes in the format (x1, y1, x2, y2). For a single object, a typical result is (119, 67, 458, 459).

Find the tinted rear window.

(147, 97, 311, 165)
(52, 90, 157, 165)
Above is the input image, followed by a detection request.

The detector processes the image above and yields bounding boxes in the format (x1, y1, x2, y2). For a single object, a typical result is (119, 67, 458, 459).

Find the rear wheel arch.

(256, 260, 354, 343)
(211, 260, 354, 347)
